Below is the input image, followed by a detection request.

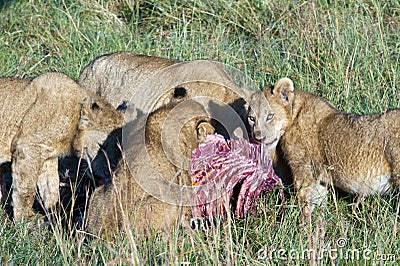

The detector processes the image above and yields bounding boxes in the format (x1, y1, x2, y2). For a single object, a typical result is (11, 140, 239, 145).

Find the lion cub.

(250, 78, 400, 214)
(0, 73, 123, 221)
(79, 52, 253, 177)
(86, 100, 214, 237)
(78, 52, 245, 112)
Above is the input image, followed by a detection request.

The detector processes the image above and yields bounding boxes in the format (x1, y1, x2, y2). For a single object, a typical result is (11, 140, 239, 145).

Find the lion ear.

(196, 121, 214, 142)
(272, 78, 294, 105)
(262, 86, 273, 96)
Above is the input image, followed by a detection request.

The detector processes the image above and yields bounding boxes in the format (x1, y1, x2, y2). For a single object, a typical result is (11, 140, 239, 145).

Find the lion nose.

(253, 130, 265, 141)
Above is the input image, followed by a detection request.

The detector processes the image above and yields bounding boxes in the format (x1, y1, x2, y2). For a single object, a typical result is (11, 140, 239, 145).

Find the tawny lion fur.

(86, 101, 214, 237)
(78, 52, 251, 138)
(0, 73, 123, 221)
(251, 78, 400, 214)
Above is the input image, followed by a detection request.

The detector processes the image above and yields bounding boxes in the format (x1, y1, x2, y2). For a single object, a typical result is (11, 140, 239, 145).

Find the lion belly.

(334, 173, 391, 195)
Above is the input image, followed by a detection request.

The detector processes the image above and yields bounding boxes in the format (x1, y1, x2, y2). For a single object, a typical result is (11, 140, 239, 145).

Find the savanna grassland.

(0, 0, 399, 265)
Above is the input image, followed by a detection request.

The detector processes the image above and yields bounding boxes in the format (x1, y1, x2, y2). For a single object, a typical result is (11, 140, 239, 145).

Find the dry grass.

(1, 0, 399, 264)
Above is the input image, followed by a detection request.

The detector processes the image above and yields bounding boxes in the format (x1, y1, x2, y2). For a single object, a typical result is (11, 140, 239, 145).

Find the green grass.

(1, 0, 399, 264)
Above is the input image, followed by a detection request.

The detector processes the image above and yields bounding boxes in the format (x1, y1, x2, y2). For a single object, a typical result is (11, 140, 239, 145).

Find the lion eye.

(248, 116, 255, 122)
(266, 113, 274, 122)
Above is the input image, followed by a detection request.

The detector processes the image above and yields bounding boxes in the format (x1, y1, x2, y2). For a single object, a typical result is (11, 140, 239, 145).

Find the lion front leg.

(37, 157, 59, 215)
(11, 151, 40, 221)
(292, 163, 328, 217)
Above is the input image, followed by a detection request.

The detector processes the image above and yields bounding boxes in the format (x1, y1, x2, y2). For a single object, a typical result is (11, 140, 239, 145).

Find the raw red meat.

(190, 134, 281, 219)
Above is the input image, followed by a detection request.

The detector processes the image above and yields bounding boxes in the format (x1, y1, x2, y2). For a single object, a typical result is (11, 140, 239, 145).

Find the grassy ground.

(1, 0, 399, 265)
